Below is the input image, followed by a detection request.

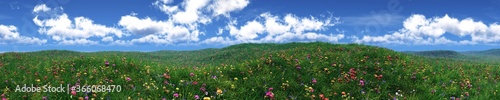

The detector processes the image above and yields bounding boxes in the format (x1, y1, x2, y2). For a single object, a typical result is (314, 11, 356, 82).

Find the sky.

(1, 0, 500, 52)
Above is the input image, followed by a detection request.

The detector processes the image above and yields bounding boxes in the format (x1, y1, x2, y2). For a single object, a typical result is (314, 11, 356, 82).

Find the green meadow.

(1, 42, 499, 99)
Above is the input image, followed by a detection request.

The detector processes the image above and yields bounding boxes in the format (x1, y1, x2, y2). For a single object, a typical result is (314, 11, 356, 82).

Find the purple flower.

(212, 75, 217, 79)
(105, 60, 109, 66)
(268, 87, 273, 91)
(200, 87, 206, 92)
(126, 77, 131, 81)
(85, 96, 89, 100)
(296, 65, 301, 70)
(42, 96, 47, 100)
(190, 73, 195, 77)
(112, 64, 115, 67)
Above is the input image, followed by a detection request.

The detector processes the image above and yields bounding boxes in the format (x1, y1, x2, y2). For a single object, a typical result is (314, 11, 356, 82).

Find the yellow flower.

(234, 77, 238, 81)
(216, 88, 223, 95)
(203, 97, 211, 100)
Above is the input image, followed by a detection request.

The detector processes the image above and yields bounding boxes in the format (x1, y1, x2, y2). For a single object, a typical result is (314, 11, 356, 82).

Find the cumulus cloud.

(118, 15, 200, 44)
(33, 4, 51, 12)
(118, 0, 251, 45)
(32, 4, 124, 45)
(0, 25, 47, 45)
(202, 12, 343, 44)
(354, 14, 500, 45)
(209, 0, 249, 16)
(228, 20, 265, 41)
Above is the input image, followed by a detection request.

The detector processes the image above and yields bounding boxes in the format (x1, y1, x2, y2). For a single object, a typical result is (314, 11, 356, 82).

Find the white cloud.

(118, 15, 171, 35)
(124, 0, 250, 45)
(200, 36, 234, 45)
(58, 38, 98, 45)
(33, 4, 124, 45)
(118, 15, 201, 44)
(33, 4, 51, 13)
(209, 0, 249, 16)
(172, 0, 210, 24)
(205, 12, 343, 44)
(0, 24, 47, 45)
(228, 20, 265, 41)
(355, 14, 500, 45)
(102, 36, 113, 42)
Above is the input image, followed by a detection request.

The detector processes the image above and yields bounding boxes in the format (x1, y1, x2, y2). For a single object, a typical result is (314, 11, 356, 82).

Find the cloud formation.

(32, 4, 124, 45)
(0, 24, 47, 45)
(354, 14, 500, 45)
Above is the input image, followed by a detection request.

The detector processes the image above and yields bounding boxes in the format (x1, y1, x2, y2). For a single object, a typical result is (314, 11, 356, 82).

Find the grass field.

(1, 42, 499, 99)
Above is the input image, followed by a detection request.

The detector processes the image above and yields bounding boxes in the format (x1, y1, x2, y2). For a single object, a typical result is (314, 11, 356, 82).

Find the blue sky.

(1, 0, 500, 52)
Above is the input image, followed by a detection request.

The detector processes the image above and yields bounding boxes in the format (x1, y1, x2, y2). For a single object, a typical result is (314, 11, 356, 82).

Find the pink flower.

(359, 79, 365, 87)
(71, 90, 77, 96)
(173, 93, 179, 98)
(265, 91, 275, 99)
(190, 73, 195, 77)
(126, 77, 131, 81)
(194, 95, 200, 99)
(192, 81, 198, 85)
(268, 87, 273, 91)
(312, 78, 317, 84)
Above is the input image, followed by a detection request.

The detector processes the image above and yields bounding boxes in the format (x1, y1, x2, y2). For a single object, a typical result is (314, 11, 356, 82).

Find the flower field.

(1, 42, 499, 99)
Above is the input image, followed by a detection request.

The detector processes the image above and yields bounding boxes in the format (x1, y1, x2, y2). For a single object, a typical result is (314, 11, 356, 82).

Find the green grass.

(1, 42, 499, 99)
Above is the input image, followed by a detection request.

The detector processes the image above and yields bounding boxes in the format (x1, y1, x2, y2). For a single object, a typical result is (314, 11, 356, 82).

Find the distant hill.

(405, 50, 462, 58)
(463, 49, 500, 56)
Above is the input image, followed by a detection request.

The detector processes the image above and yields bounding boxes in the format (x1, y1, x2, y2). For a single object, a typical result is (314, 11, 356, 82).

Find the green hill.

(0, 42, 499, 99)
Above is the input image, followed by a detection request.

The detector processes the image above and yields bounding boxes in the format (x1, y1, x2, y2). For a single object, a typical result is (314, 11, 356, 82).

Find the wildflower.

(42, 96, 47, 100)
(212, 75, 217, 79)
(216, 88, 223, 95)
(268, 87, 273, 91)
(312, 78, 317, 84)
(200, 87, 206, 92)
(105, 60, 109, 66)
(450, 96, 456, 100)
(71, 90, 77, 96)
(112, 64, 115, 67)
(308, 87, 314, 92)
(190, 73, 195, 77)
(85, 96, 89, 100)
(126, 77, 131, 81)
(431, 89, 436, 94)
(296, 65, 301, 70)
(359, 79, 365, 87)
(192, 81, 198, 85)
(173, 93, 179, 98)
(265, 91, 275, 99)
(194, 95, 200, 99)
(163, 73, 170, 79)
(234, 77, 238, 81)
